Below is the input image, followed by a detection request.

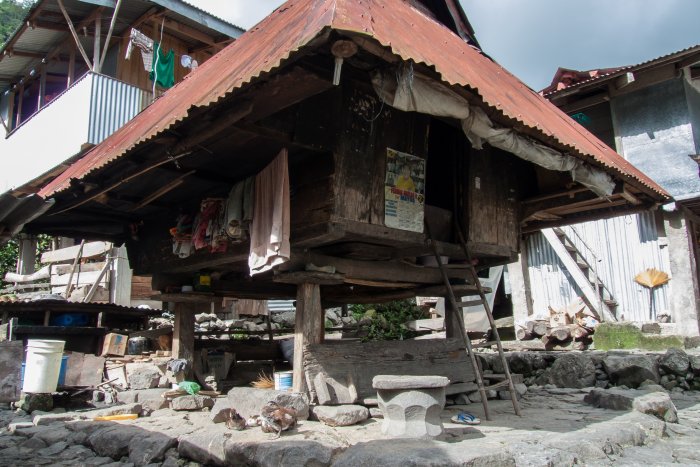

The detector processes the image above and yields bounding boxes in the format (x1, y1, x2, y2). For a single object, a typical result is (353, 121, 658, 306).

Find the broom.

(634, 268, 670, 320)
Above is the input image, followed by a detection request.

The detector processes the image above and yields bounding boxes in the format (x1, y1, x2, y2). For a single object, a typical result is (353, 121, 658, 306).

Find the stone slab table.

(372, 375, 450, 438)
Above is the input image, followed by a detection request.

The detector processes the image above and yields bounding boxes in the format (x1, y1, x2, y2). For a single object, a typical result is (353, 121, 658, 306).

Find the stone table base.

(372, 375, 449, 438)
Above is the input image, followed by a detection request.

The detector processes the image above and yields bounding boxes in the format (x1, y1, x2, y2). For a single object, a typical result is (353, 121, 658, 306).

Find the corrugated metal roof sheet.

(0, 193, 54, 243)
(38, 0, 669, 199)
(543, 44, 700, 97)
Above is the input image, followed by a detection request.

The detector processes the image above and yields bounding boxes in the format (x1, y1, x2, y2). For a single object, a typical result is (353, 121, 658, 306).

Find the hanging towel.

(249, 149, 291, 275)
(125, 28, 154, 72)
(149, 42, 175, 89)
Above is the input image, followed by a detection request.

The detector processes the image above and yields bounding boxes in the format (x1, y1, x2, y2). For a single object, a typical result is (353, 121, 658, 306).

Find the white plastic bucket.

(22, 340, 66, 393)
(274, 371, 293, 391)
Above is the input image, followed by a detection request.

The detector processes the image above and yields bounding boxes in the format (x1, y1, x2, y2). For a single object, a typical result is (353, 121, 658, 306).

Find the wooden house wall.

(332, 85, 429, 226)
(466, 146, 522, 253)
(116, 27, 211, 91)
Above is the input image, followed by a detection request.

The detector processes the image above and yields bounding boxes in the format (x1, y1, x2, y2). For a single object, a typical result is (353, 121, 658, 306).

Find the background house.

(0, 0, 243, 305)
(511, 45, 700, 336)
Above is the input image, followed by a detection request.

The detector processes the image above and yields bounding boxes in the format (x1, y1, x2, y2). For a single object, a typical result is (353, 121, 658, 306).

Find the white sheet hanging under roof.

(371, 68, 615, 198)
(248, 148, 291, 275)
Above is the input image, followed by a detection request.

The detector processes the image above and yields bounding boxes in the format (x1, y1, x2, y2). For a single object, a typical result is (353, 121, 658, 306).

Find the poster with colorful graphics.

(384, 148, 425, 233)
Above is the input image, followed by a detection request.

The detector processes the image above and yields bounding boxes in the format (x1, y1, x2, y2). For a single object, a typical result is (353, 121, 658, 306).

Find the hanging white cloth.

(125, 28, 154, 72)
(248, 149, 291, 275)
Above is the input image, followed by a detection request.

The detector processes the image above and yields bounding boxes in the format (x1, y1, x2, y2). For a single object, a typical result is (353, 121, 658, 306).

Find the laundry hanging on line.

(125, 28, 154, 72)
(149, 42, 175, 89)
(125, 29, 175, 89)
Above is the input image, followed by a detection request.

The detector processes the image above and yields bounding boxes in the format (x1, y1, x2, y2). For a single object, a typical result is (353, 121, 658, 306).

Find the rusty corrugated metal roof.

(543, 44, 700, 97)
(38, 0, 669, 199)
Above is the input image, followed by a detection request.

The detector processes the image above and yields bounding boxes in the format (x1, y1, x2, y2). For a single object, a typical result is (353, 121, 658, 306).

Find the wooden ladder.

(425, 223, 521, 420)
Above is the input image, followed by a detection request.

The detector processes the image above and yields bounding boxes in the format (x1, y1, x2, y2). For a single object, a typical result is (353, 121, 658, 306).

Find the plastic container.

(21, 355, 69, 387)
(274, 371, 293, 391)
(22, 340, 66, 393)
(50, 313, 88, 327)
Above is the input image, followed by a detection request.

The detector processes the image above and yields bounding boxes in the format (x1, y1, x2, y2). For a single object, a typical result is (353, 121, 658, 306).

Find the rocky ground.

(1, 385, 699, 466)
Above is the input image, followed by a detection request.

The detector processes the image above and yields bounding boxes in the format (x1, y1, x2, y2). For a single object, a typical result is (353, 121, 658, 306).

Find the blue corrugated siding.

(88, 74, 147, 145)
(527, 212, 670, 321)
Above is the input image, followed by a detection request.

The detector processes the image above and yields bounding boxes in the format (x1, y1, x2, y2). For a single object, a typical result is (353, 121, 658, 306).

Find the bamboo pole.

(57, 0, 93, 70)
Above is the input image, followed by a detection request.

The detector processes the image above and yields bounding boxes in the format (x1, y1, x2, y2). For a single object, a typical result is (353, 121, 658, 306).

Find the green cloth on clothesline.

(149, 42, 175, 89)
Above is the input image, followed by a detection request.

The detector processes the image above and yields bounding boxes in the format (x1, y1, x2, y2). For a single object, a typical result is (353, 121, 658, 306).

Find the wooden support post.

(293, 283, 323, 393)
(172, 302, 195, 368)
(37, 64, 46, 109)
(67, 46, 75, 87)
(93, 10, 101, 73)
(15, 83, 23, 128)
(444, 299, 461, 339)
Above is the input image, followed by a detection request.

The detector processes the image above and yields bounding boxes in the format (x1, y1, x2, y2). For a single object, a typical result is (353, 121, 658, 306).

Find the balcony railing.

(1, 72, 149, 192)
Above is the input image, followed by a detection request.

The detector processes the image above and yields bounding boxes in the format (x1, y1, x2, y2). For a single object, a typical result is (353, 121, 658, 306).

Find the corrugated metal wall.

(88, 73, 148, 145)
(526, 211, 670, 321)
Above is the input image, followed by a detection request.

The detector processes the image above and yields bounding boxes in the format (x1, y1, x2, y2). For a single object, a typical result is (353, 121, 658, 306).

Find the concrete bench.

(372, 375, 450, 438)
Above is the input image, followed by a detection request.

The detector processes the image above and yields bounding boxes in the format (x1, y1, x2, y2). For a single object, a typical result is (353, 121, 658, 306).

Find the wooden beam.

(128, 169, 195, 212)
(57, 0, 93, 70)
(293, 283, 323, 394)
(286, 251, 471, 284)
(162, 18, 215, 46)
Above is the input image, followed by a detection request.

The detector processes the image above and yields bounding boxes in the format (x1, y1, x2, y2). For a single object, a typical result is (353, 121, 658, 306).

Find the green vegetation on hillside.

(1, 0, 33, 46)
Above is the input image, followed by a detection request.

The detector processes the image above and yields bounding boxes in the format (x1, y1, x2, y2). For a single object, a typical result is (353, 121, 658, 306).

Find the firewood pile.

(516, 298, 598, 350)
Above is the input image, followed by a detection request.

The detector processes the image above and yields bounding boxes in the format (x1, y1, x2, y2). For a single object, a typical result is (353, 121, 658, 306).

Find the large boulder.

(584, 388, 677, 422)
(690, 355, 700, 375)
(311, 405, 369, 427)
(226, 387, 309, 420)
(170, 395, 215, 411)
(602, 355, 658, 388)
(658, 348, 690, 376)
(546, 353, 596, 388)
(127, 365, 162, 390)
(506, 352, 547, 377)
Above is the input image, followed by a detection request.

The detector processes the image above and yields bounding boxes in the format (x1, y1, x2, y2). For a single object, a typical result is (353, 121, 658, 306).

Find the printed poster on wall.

(384, 148, 425, 233)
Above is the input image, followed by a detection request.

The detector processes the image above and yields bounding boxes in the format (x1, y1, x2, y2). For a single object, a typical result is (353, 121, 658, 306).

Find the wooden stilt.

(293, 282, 323, 393)
(172, 303, 195, 373)
(444, 299, 461, 339)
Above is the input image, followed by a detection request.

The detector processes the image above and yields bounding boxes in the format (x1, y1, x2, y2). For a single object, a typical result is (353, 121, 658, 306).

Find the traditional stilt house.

(22, 0, 668, 394)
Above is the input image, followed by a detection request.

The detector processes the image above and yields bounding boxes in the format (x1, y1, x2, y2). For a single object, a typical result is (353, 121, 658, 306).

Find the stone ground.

(1, 388, 699, 466)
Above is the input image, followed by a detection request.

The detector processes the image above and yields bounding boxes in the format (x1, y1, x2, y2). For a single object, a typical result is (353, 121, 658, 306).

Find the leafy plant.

(349, 299, 427, 341)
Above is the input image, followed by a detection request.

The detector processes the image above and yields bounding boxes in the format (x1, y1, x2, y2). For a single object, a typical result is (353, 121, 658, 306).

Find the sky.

(195, 0, 700, 91)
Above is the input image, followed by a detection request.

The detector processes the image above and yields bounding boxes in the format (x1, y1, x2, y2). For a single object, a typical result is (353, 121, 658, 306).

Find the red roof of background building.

(39, 0, 668, 199)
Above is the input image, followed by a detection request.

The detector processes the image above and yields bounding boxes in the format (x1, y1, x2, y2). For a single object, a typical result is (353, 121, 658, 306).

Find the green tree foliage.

(0, 0, 33, 46)
(350, 299, 427, 341)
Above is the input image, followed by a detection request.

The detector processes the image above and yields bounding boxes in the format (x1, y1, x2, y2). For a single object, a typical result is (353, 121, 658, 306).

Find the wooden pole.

(67, 46, 75, 87)
(293, 283, 323, 393)
(444, 299, 461, 338)
(172, 302, 195, 373)
(93, 10, 102, 73)
(99, 0, 123, 71)
(57, 0, 93, 70)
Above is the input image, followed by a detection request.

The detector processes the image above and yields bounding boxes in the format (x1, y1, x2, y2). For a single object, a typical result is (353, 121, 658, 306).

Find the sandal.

(450, 411, 481, 425)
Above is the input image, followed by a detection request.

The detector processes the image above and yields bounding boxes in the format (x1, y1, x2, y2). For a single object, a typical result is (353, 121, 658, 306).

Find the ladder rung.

(484, 380, 510, 391)
(472, 341, 497, 349)
(457, 300, 484, 308)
